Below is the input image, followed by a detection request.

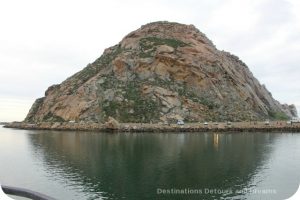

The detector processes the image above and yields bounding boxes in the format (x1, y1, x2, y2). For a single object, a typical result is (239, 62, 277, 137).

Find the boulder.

(104, 117, 120, 129)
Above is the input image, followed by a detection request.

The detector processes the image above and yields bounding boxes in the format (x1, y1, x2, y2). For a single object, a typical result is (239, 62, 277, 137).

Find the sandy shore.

(3, 121, 300, 133)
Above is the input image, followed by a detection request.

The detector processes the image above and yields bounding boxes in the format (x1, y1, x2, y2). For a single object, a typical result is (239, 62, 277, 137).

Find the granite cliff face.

(25, 21, 297, 123)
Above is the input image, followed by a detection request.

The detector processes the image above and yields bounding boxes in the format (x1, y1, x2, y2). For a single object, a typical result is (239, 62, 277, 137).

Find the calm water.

(0, 126, 299, 200)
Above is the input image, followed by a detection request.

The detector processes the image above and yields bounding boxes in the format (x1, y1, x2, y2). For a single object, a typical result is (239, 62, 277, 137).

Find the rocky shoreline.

(4, 121, 300, 133)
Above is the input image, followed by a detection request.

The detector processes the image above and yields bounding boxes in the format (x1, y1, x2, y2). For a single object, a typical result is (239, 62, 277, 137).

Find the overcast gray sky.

(0, 0, 299, 122)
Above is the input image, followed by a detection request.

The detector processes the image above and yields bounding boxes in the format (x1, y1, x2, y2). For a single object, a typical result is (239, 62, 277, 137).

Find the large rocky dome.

(25, 21, 297, 123)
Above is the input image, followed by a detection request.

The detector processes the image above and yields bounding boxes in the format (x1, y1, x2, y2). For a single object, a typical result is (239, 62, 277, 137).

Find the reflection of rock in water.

(29, 132, 276, 200)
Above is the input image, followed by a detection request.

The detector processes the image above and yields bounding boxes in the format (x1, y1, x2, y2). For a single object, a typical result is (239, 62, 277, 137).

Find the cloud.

(0, 0, 299, 121)
(203, 0, 300, 113)
(0, 97, 33, 122)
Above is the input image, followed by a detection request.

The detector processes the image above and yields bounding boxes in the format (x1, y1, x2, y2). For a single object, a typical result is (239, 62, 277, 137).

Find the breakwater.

(4, 121, 300, 133)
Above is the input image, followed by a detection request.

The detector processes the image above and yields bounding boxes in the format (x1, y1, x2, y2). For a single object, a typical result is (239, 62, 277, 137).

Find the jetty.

(4, 121, 300, 133)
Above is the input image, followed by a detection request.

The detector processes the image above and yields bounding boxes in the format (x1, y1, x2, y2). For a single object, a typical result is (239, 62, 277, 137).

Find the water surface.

(0, 126, 299, 199)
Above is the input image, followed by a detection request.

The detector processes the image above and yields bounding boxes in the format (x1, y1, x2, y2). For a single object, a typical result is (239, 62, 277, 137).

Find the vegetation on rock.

(24, 21, 298, 123)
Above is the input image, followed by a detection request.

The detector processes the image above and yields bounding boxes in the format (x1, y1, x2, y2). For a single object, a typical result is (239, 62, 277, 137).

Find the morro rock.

(25, 21, 297, 123)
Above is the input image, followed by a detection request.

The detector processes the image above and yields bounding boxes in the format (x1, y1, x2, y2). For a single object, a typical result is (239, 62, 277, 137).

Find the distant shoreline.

(4, 121, 300, 133)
